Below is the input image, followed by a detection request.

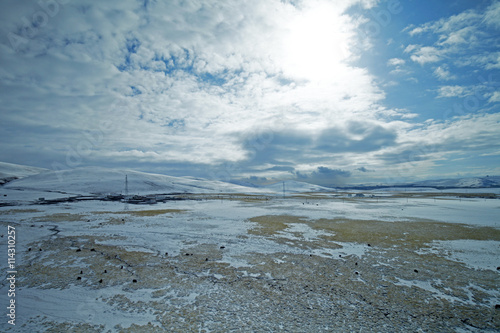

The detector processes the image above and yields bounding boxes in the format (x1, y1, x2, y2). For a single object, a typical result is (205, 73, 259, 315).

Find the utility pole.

(125, 174, 129, 196)
(124, 174, 129, 211)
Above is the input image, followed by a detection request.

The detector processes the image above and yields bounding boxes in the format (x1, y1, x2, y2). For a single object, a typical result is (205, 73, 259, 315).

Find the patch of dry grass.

(0, 208, 40, 215)
(312, 218, 500, 248)
(247, 215, 500, 250)
(247, 215, 309, 236)
(94, 209, 186, 217)
(33, 213, 87, 222)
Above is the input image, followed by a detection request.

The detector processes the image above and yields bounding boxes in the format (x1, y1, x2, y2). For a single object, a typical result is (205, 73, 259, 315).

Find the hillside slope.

(3, 167, 269, 195)
(264, 180, 335, 193)
(0, 161, 48, 184)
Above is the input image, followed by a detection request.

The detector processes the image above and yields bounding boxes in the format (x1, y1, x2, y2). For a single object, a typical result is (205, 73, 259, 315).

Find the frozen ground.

(0, 185, 499, 332)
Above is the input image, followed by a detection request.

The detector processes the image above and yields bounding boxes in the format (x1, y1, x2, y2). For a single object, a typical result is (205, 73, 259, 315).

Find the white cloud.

(488, 91, 500, 103)
(403, 44, 419, 53)
(0, 0, 402, 174)
(404, 4, 498, 69)
(0, 0, 498, 183)
(408, 26, 426, 36)
(433, 65, 456, 81)
(483, 1, 500, 28)
(387, 58, 405, 66)
(410, 46, 442, 64)
(436, 85, 471, 98)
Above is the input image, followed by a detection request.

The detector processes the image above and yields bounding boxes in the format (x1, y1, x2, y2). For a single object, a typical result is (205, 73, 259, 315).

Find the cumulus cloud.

(0, 0, 498, 184)
(387, 58, 405, 66)
(410, 46, 442, 64)
(296, 166, 351, 186)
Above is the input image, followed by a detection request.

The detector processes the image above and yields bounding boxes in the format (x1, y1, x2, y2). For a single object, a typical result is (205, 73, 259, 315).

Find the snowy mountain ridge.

(0, 161, 48, 184)
(1, 162, 499, 196)
(3, 166, 270, 195)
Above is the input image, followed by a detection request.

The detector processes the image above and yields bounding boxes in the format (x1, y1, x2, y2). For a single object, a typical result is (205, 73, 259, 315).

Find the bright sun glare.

(283, 3, 350, 82)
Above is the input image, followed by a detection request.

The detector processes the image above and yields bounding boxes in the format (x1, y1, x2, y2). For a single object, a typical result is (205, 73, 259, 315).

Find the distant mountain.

(413, 176, 500, 188)
(341, 176, 500, 190)
(0, 162, 48, 185)
(3, 166, 269, 195)
(3, 162, 498, 195)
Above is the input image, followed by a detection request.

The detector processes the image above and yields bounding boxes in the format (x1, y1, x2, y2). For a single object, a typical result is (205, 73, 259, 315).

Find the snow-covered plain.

(0, 166, 499, 332)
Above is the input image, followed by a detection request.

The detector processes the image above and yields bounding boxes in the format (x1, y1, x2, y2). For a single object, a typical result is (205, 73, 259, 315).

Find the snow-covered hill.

(414, 176, 500, 188)
(264, 180, 334, 193)
(3, 167, 269, 195)
(0, 161, 48, 184)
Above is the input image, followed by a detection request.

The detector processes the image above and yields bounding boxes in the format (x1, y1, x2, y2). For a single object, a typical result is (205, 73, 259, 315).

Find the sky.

(0, 0, 499, 186)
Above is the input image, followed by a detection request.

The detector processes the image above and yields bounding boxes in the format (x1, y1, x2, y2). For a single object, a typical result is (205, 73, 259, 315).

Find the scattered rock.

(414, 269, 419, 273)
(367, 244, 371, 247)
(28, 248, 31, 251)
(104, 270, 107, 273)
(165, 252, 168, 256)
(121, 266, 124, 269)
(495, 304, 500, 310)
(39, 248, 42, 251)
(220, 246, 225, 249)
(90, 248, 96, 252)
(76, 249, 81, 252)
(76, 277, 81, 280)
(133, 279, 137, 283)
(80, 270, 83, 274)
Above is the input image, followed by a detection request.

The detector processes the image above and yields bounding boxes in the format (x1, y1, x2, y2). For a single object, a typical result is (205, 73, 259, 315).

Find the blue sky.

(0, 0, 499, 186)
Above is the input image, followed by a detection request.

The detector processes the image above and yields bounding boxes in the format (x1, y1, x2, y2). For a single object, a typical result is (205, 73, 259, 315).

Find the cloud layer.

(0, 0, 499, 185)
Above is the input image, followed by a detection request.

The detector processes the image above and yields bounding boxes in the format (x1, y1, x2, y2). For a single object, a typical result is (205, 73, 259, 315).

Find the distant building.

(355, 193, 365, 198)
